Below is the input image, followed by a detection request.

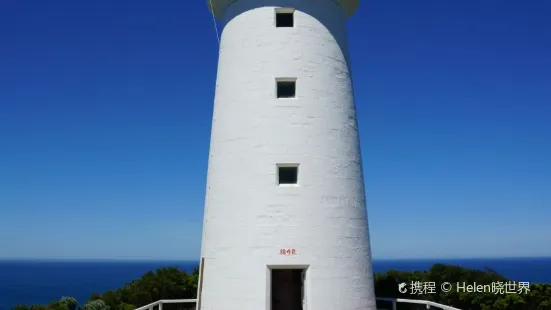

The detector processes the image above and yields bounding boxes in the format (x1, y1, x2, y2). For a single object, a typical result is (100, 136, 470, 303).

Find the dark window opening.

(276, 12, 294, 27)
(277, 80, 296, 98)
(278, 166, 298, 185)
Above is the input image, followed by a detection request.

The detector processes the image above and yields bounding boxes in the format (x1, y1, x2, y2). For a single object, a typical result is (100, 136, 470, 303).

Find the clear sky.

(0, 0, 550, 261)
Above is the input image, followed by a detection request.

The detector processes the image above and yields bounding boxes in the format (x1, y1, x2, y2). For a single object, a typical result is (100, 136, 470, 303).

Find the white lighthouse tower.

(197, 0, 376, 309)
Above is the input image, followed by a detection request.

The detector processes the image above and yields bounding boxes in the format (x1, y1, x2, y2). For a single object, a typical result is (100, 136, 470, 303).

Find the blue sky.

(0, 0, 550, 261)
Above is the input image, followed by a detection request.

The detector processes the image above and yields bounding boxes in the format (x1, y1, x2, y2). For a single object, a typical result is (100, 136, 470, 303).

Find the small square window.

(275, 10, 294, 27)
(278, 164, 299, 185)
(276, 79, 296, 98)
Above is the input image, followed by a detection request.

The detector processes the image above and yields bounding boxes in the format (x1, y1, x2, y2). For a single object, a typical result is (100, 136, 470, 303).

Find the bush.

(82, 300, 109, 310)
(11, 264, 551, 310)
(59, 297, 78, 310)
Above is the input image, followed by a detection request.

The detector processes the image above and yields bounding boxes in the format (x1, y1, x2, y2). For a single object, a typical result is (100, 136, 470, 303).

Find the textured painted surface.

(198, 0, 376, 309)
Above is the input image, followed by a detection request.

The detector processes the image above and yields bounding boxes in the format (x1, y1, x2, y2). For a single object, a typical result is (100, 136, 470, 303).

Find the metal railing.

(134, 297, 461, 310)
(377, 297, 462, 310)
(134, 299, 197, 310)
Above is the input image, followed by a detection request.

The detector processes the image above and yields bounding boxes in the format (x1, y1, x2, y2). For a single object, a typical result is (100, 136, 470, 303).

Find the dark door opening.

(271, 269, 304, 310)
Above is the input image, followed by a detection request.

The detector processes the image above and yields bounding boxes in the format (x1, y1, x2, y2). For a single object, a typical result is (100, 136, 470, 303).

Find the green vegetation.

(11, 264, 551, 310)
(375, 264, 551, 310)
(11, 267, 198, 310)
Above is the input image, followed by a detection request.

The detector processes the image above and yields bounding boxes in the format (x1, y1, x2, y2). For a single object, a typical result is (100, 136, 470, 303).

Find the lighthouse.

(197, 0, 376, 309)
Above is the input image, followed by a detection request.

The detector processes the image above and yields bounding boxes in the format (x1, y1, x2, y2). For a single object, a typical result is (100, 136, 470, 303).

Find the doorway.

(271, 269, 305, 310)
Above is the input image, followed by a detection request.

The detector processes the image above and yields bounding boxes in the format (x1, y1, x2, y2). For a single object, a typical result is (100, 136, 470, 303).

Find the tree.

(88, 294, 101, 301)
(118, 304, 135, 310)
(82, 300, 109, 310)
(46, 301, 68, 310)
(373, 264, 551, 310)
(11, 264, 551, 310)
(59, 297, 78, 310)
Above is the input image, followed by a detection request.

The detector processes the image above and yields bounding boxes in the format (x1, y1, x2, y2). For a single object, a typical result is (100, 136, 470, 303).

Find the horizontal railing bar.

(135, 301, 160, 310)
(135, 297, 460, 310)
(376, 297, 462, 310)
(158, 299, 197, 304)
(135, 299, 197, 310)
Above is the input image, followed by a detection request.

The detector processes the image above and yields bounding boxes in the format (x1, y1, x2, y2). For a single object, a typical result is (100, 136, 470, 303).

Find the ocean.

(1, 257, 549, 310)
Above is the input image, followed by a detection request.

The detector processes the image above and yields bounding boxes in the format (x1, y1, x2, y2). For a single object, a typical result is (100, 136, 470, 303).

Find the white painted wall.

(198, 0, 376, 309)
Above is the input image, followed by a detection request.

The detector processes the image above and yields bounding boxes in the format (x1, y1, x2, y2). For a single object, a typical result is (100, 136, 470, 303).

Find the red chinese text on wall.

(279, 248, 297, 256)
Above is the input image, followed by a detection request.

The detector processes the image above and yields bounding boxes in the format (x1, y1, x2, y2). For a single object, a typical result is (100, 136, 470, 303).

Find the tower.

(197, 0, 376, 309)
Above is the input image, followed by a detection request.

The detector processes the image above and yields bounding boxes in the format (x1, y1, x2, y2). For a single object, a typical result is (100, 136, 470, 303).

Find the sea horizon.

(1, 257, 550, 310)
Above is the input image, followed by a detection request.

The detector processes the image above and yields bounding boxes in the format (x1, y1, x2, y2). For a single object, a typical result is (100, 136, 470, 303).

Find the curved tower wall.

(198, 0, 376, 309)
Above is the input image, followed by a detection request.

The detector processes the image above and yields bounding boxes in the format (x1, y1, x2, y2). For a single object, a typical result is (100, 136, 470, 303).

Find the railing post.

(158, 303, 163, 310)
(392, 301, 397, 310)
(426, 304, 430, 309)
